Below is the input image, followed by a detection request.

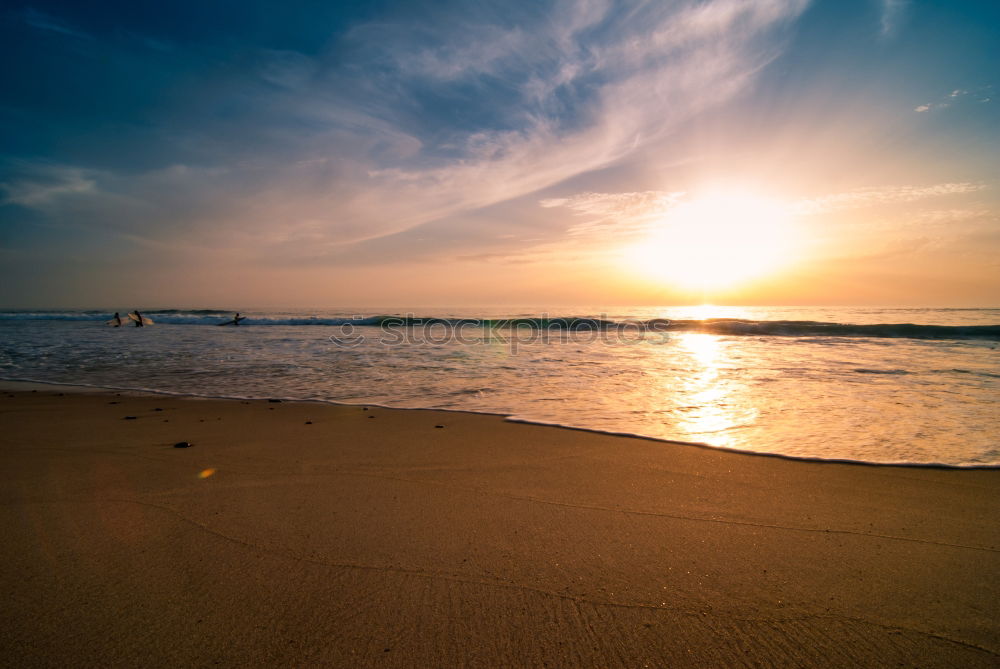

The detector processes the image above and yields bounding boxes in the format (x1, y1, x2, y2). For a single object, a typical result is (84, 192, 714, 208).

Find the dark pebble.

(368, 415, 374, 419)
(268, 399, 282, 403)
(109, 401, 120, 405)
(305, 421, 313, 425)
(362, 407, 368, 411)
(173, 441, 192, 448)
(435, 425, 445, 428)
(123, 416, 137, 420)
(153, 407, 163, 411)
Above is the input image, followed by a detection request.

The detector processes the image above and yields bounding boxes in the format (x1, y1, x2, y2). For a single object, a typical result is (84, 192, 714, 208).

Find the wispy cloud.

(538, 183, 989, 237)
(912, 208, 992, 225)
(4, 0, 810, 258)
(540, 190, 685, 237)
(914, 86, 993, 112)
(0, 163, 96, 207)
(328, 0, 810, 245)
(878, 0, 908, 38)
(793, 183, 987, 214)
(21, 8, 92, 40)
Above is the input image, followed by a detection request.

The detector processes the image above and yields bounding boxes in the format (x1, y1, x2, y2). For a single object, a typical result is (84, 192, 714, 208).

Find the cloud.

(793, 183, 987, 214)
(323, 0, 810, 242)
(537, 182, 988, 238)
(3, 0, 810, 260)
(0, 163, 96, 207)
(531, 182, 996, 289)
(21, 8, 92, 40)
(914, 86, 993, 112)
(878, 0, 908, 37)
(912, 209, 992, 225)
(257, 50, 318, 90)
(540, 190, 685, 237)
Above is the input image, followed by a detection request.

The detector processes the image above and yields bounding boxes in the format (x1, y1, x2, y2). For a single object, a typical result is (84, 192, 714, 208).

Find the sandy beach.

(1, 382, 998, 668)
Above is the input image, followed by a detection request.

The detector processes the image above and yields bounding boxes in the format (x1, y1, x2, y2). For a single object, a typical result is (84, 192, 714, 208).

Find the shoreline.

(1, 384, 998, 666)
(3, 378, 995, 470)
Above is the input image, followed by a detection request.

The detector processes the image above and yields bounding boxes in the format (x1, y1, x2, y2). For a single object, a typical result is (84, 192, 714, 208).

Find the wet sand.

(1, 383, 998, 667)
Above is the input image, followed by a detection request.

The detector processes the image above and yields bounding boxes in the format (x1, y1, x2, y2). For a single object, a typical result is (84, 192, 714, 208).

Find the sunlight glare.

(625, 190, 797, 292)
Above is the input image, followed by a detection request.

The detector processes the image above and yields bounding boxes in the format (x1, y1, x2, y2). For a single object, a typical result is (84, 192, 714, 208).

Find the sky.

(1, 0, 998, 307)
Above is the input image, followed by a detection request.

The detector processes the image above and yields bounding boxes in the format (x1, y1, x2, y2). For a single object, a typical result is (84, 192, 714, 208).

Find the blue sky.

(1, 0, 998, 306)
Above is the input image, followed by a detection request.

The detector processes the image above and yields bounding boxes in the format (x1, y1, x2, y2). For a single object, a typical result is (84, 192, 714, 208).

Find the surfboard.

(217, 316, 246, 326)
(127, 312, 154, 326)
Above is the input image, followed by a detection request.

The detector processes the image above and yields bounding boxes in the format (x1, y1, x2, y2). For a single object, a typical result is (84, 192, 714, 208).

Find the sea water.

(1, 306, 997, 466)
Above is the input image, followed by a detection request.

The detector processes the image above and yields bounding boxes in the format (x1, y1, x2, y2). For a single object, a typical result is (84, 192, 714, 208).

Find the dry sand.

(1, 382, 998, 667)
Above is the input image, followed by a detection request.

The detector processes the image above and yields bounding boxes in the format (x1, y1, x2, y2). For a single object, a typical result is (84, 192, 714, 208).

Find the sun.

(623, 189, 797, 293)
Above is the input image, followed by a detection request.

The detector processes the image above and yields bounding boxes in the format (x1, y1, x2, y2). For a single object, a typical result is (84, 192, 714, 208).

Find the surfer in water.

(218, 313, 245, 326)
(113, 312, 122, 327)
(134, 309, 145, 327)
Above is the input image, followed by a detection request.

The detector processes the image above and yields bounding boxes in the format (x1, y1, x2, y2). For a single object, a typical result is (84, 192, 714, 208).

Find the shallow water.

(1, 306, 998, 466)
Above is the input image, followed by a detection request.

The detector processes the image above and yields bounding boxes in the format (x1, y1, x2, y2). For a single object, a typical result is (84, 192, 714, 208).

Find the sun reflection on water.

(668, 333, 757, 449)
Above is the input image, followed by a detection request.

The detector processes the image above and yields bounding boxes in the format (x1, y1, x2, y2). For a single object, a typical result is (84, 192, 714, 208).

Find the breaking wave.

(1, 311, 998, 340)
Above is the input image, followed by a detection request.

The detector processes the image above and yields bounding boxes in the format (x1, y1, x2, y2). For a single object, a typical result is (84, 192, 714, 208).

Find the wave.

(1, 311, 998, 340)
(665, 319, 1000, 340)
(143, 308, 232, 315)
(852, 368, 910, 375)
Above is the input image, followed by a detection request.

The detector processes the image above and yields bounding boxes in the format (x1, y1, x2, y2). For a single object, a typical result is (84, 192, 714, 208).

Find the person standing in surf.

(134, 310, 144, 327)
(113, 312, 122, 327)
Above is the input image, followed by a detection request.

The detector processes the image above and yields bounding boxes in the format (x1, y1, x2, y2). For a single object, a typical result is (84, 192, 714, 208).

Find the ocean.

(1, 306, 997, 467)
